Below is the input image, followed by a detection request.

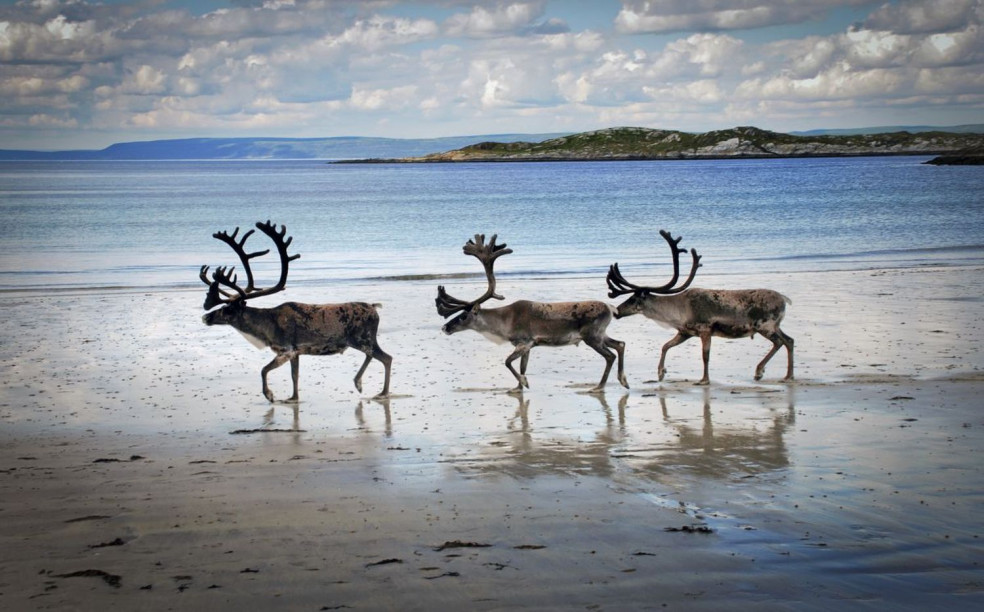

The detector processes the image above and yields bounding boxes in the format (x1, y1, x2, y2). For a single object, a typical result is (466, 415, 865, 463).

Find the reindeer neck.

(641, 291, 698, 327)
(225, 303, 280, 340)
(469, 305, 517, 341)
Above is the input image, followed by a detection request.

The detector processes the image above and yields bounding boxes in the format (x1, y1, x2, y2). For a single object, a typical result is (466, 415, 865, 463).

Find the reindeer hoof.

(507, 386, 524, 396)
(354, 379, 363, 393)
(694, 379, 710, 387)
(263, 390, 275, 402)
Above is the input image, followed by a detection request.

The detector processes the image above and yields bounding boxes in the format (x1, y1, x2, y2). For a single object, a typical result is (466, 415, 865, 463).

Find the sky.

(0, 0, 982, 150)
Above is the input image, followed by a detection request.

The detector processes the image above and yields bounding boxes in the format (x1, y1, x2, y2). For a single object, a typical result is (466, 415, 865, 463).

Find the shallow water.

(1, 157, 982, 291)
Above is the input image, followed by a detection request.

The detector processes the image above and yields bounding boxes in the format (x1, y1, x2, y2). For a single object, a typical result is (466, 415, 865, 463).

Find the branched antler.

(211, 227, 269, 292)
(248, 220, 301, 300)
(436, 287, 475, 318)
(211, 266, 247, 298)
(200, 220, 301, 310)
(606, 262, 641, 297)
(607, 230, 702, 298)
(436, 233, 513, 318)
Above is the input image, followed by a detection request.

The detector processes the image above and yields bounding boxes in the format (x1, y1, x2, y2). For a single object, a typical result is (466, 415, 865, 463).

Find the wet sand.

(1, 265, 983, 610)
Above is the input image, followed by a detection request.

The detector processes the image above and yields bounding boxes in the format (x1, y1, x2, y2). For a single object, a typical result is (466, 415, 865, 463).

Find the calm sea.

(0, 157, 982, 292)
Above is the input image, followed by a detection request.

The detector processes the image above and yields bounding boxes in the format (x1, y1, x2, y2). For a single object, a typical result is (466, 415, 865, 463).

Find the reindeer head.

(441, 306, 480, 335)
(606, 230, 702, 318)
(436, 234, 512, 334)
(200, 220, 300, 325)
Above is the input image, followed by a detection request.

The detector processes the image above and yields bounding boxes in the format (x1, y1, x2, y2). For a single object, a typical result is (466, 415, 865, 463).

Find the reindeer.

(436, 234, 628, 394)
(607, 230, 793, 385)
(200, 220, 392, 401)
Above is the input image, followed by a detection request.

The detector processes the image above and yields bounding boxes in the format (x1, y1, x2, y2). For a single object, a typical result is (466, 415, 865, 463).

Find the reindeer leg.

(779, 329, 794, 381)
(506, 344, 532, 393)
(658, 332, 691, 382)
(372, 344, 393, 398)
(261, 352, 292, 402)
(287, 355, 300, 402)
(585, 337, 615, 393)
(755, 336, 782, 381)
(520, 351, 530, 376)
(696, 332, 712, 386)
(756, 329, 795, 381)
(606, 337, 629, 389)
(353, 352, 373, 394)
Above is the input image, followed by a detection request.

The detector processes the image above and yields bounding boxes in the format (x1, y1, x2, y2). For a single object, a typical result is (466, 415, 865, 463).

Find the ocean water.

(0, 156, 981, 292)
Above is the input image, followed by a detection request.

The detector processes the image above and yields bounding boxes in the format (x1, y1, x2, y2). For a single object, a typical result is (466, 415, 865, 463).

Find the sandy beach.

(1, 263, 983, 610)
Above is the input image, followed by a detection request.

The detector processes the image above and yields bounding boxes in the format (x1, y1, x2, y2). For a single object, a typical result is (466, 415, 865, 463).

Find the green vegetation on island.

(349, 126, 984, 163)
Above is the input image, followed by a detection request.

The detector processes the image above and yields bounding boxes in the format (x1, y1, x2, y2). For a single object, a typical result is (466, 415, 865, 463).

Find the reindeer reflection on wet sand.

(446, 389, 793, 483)
(437, 234, 629, 394)
(646, 387, 795, 478)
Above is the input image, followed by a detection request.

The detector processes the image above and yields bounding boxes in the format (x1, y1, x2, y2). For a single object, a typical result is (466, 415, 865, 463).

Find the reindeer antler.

(200, 220, 301, 310)
(247, 220, 301, 300)
(211, 227, 269, 292)
(436, 233, 513, 318)
(607, 230, 702, 297)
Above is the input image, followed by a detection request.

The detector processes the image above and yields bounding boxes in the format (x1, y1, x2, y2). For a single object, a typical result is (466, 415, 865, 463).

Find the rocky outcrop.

(924, 148, 984, 165)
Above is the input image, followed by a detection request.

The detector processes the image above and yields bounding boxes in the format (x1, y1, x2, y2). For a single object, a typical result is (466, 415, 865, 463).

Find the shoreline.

(335, 150, 950, 164)
(3, 257, 983, 297)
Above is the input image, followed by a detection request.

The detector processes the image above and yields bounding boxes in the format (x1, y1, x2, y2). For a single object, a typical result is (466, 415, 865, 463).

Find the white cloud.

(914, 65, 984, 95)
(444, 1, 547, 38)
(912, 26, 984, 66)
(541, 29, 605, 53)
(28, 113, 78, 128)
(737, 62, 908, 101)
(864, 0, 979, 34)
(660, 33, 744, 77)
(842, 28, 911, 68)
(44, 14, 95, 40)
(334, 15, 439, 51)
(551, 32, 744, 107)
(728, 1, 983, 114)
(643, 79, 724, 104)
(127, 65, 167, 95)
(349, 85, 418, 111)
(615, 0, 879, 34)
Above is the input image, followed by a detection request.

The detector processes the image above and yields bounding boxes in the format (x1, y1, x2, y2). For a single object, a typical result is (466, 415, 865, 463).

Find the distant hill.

(370, 126, 984, 163)
(0, 134, 570, 161)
